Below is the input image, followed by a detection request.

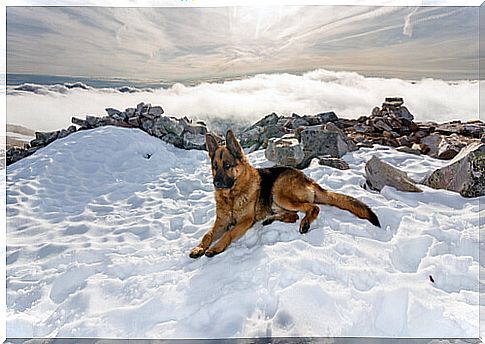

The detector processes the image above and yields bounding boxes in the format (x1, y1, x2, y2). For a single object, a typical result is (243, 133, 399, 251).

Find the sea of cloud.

(6, 69, 479, 132)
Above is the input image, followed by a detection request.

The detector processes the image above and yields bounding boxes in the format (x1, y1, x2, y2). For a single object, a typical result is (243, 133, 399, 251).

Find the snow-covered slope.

(6, 126, 479, 338)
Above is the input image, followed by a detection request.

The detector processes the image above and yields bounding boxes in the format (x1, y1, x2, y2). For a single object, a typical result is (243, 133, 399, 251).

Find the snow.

(6, 126, 479, 338)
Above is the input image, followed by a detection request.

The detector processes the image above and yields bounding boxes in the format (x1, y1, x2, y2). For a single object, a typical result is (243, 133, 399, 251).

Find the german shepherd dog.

(189, 130, 380, 258)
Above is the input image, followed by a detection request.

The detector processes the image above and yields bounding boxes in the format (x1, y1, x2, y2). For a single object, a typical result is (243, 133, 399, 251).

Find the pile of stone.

(6, 103, 208, 165)
(238, 111, 339, 152)
(239, 98, 484, 167)
(345, 98, 482, 160)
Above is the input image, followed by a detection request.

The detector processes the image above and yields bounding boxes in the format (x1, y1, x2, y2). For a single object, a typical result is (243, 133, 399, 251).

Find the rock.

(262, 125, 288, 142)
(125, 108, 136, 118)
(374, 120, 393, 133)
(396, 146, 421, 155)
(383, 97, 404, 107)
(105, 108, 122, 117)
(300, 124, 357, 158)
(239, 127, 263, 148)
(136, 102, 150, 115)
(72, 117, 88, 128)
(148, 106, 164, 116)
(423, 142, 485, 197)
(141, 119, 154, 132)
(462, 123, 484, 138)
(435, 121, 462, 136)
(365, 156, 422, 192)
(57, 129, 70, 139)
(288, 115, 309, 129)
(318, 156, 350, 170)
(265, 135, 305, 167)
(183, 131, 207, 150)
(161, 117, 186, 137)
(182, 124, 208, 149)
(86, 115, 100, 128)
(396, 136, 411, 147)
(127, 117, 141, 127)
(248, 112, 280, 130)
(437, 141, 463, 160)
(318, 111, 339, 123)
(421, 134, 443, 156)
(354, 124, 373, 133)
(162, 133, 184, 148)
(6, 147, 32, 165)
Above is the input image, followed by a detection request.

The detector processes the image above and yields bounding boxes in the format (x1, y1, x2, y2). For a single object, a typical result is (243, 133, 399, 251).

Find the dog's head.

(206, 129, 248, 190)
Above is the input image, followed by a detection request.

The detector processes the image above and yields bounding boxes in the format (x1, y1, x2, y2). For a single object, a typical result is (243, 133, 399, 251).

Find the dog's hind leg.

(262, 212, 299, 226)
(273, 196, 320, 234)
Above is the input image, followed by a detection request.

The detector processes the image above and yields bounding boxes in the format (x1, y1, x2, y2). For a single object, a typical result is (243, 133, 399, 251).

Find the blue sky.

(6, 5, 479, 80)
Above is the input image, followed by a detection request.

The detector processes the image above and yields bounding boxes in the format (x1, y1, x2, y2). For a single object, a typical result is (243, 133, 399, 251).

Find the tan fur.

(189, 130, 380, 258)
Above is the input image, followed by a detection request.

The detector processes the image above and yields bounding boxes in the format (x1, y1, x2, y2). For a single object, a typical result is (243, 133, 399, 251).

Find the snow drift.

(7, 69, 479, 132)
(6, 126, 479, 338)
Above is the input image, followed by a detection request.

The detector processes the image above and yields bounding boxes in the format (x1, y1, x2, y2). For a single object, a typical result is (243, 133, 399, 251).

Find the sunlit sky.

(6, 5, 479, 80)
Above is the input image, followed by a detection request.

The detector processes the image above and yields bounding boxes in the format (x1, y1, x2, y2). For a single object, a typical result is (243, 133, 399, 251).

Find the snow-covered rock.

(6, 126, 479, 338)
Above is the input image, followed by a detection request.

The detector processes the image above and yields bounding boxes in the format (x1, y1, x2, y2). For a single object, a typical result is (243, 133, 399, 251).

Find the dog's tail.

(312, 183, 381, 228)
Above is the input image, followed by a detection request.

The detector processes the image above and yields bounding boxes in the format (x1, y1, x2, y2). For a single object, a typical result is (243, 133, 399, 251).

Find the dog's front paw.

(189, 246, 205, 258)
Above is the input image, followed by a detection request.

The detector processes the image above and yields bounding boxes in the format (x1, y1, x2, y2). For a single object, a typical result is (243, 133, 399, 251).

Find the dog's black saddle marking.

(257, 167, 292, 210)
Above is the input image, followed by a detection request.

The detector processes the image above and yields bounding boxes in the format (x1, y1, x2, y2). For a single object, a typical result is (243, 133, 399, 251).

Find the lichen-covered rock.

(265, 135, 305, 167)
(422, 142, 485, 197)
(365, 156, 422, 192)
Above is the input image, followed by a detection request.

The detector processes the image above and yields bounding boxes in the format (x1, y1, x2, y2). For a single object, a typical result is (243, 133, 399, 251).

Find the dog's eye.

(223, 162, 231, 169)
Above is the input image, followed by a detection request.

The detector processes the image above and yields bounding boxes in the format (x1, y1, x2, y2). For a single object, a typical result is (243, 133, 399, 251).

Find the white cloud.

(402, 7, 418, 37)
(6, 69, 478, 132)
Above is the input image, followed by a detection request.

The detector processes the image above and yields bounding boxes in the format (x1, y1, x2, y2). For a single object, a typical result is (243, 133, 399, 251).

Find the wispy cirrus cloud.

(6, 6, 478, 80)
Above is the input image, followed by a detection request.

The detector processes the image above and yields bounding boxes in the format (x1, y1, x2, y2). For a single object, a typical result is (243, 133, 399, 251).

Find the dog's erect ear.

(205, 133, 219, 158)
(225, 129, 244, 159)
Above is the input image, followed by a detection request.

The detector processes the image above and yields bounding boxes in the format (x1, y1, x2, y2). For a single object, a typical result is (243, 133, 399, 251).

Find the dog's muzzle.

(213, 180, 234, 189)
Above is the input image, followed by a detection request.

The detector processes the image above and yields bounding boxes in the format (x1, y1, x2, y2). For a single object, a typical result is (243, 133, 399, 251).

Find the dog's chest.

(218, 191, 255, 221)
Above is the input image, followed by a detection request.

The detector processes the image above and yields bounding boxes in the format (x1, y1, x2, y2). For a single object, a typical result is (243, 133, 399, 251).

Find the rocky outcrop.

(6, 103, 209, 166)
(422, 142, 485, 197)
(365, 156, 422, 192)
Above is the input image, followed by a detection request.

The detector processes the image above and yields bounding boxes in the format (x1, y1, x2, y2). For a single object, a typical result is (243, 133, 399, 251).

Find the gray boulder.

(365, 156, 422, 192)
(265, 135, 305, 167)
(300, 123, 357, 158)
(422, 142, 485, 197)
(148, 106, 164, 116)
